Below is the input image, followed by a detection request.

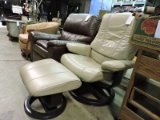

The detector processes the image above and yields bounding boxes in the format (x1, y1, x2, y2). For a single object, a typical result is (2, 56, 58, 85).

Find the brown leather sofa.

(29, 13, 101, 62)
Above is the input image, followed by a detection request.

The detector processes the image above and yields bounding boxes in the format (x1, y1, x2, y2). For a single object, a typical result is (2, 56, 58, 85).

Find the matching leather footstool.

(19, 59, 81, 119)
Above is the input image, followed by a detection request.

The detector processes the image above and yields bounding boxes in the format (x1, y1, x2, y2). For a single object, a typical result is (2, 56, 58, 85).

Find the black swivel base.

(70, 82, 115, 106)
(24, 93, 66, 119)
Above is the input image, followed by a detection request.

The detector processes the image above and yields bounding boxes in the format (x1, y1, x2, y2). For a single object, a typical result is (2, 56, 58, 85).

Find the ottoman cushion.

(20, 59, 81, 97)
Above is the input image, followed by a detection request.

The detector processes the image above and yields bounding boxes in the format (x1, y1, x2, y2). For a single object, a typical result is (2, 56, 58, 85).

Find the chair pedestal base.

(69, 82, 115, 106)
(24, 93, 66, 119)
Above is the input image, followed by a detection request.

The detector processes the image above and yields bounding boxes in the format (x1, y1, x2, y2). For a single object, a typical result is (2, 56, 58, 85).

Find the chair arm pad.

(67, 43, 91, 56)
(101, 60, 135, 72)
(29, 31, 61, 42)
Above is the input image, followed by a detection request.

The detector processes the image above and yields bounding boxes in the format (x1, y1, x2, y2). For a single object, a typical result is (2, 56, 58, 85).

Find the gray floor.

(0, 26, 125, 120)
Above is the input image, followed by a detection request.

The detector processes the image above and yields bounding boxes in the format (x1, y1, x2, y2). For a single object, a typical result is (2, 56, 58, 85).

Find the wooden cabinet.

(118, 47, 160, 120)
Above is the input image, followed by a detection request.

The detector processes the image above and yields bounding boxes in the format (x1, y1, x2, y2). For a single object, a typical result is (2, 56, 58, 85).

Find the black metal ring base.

(24, 95, 66, 119)
(69, 83, 115, 106)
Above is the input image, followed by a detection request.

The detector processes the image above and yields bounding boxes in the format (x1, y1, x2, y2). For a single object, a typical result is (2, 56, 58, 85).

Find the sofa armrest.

(33, 25, 59, 34)
(46, 40, 78, 62)
(47, 40, 76, 46)
(66, 43, 91, 56)
(29, 31, 61, 43)
(27, 29, 35, 33)
(23, 22, 59, 34)
(101, 60, 135, 72)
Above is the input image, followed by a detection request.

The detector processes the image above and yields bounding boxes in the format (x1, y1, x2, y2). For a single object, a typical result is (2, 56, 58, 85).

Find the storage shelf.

(113, 1, 145, 6)
(120, 106, 144, 120)
(129, 85, 160, 118)
(128, 100, 159, 120)
(111, 0, 147, 13)
(118, 49, 160, 120)
(136, 55, 160, 82)
(135, 83, 160, 102)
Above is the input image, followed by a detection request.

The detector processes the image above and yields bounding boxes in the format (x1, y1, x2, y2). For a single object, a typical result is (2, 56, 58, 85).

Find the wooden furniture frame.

(118, 46, 160, 120)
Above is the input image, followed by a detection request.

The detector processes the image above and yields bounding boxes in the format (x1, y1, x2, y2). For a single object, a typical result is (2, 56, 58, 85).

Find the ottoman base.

(24, 93, 66, 119)
(69, 82, 115, 106)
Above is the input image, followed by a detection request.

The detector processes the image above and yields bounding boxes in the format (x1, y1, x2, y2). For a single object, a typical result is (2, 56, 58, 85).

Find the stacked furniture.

(111, 0, 154, 13)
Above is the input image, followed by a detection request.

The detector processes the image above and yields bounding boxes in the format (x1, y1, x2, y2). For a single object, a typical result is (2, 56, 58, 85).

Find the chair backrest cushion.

(24, 22, 59, 34)
(91, 13, 137, 62)
(61, 13, 101, 44)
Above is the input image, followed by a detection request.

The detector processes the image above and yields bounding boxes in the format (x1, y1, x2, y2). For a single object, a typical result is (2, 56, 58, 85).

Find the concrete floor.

(0, 25, 125, 120)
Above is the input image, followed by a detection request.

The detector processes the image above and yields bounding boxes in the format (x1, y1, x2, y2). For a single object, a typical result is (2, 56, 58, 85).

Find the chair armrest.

(27, 29, 35, 33)
(24, 23, 37, 33)
(29, 31, 61, 43)
(33, 26, 59, 34)
(67, 43, 91, 56)
(47, 40, 78, 62)
(101, 60, 135, 72)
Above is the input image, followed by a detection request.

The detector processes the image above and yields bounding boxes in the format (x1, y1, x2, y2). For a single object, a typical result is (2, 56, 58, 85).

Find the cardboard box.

(131, 16, 160, 51)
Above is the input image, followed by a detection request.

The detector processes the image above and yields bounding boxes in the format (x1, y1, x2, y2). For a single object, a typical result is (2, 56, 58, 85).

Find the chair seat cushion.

(19, 59, 81, 97)
(61, 54, 113, 83)
(33, 44, 48, 58)
(19, 34, 28, 43)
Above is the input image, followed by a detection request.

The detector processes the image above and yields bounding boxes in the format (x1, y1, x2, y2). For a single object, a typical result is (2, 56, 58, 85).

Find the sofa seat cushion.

(61, 53, 113, 83)
(20, 59, 81, 97)
(33, 44, 48, 58)
(36, 40, 48, 49)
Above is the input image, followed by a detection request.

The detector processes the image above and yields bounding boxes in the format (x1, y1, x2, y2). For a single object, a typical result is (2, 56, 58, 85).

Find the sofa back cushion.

(91, 13, 137, 62)
(24, 22, 59, 34)
(61, 13, 101, 44)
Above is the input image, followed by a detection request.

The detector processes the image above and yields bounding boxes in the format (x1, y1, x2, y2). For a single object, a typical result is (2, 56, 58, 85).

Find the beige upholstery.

(22, 22, 59, 34)
(19, 34, 31, 53)
(20, 59, 81, 97)
(19, 22, 59, 58)
(66, 43, 91, 56)
(61, 13, 137, 83)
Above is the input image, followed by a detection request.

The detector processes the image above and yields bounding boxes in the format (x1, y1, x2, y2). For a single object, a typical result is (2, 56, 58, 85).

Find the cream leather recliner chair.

(61, 13, 137, 106)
